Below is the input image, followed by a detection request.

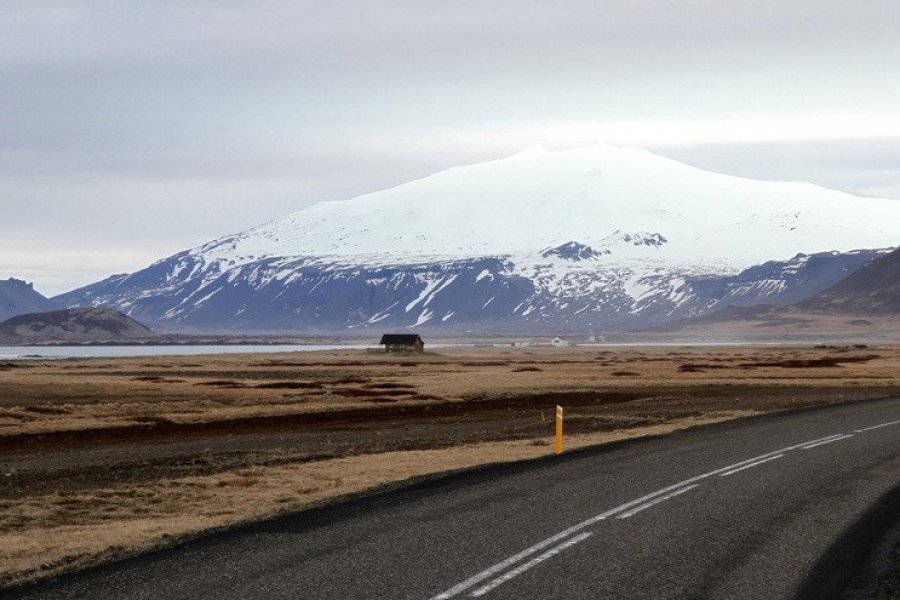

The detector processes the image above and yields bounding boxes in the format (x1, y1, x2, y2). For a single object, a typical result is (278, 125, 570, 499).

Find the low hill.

(0, 308, 153, 344)
(0, 279, 58, 322)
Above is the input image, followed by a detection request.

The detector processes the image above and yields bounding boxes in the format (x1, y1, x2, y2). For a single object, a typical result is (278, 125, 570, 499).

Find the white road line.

(428, 524, 601, 600)
(718, 454, 784, 477)
(801, 433, 854, 450)
(429, 480, 714, 599)
(616, 484, 699, 519)
(428, 430, 868, 599)
(854, 419, 900, 433)
(469, 533, 593, 598)
(794, 433, 845, 447)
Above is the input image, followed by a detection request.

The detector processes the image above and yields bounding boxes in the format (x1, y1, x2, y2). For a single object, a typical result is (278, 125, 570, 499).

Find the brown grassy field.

(2, 344, 900, 588)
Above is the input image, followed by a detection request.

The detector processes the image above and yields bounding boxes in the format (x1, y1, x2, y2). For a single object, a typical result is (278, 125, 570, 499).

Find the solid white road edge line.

(427, 430, 870, 599)
(616, 484, 700, 519)
(718, 454, 785, 477)
(469, 533, 594, 598)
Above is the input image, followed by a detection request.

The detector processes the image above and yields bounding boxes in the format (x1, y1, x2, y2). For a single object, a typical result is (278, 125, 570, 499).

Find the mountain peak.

(3, 278, 34, 289)
(0, 277, 58, 322)
(194, 145, 900, 274)
(541, 241, 608, 261)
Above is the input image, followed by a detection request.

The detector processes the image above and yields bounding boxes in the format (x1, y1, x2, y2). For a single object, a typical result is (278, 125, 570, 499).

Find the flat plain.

(2, 344, 899, 589)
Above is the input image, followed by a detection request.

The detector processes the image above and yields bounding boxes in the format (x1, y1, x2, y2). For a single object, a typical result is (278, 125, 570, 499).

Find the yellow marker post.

(555, 405, 564, 455)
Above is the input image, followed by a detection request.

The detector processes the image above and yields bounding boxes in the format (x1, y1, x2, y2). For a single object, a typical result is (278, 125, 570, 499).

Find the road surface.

(9, 396, 900, 599)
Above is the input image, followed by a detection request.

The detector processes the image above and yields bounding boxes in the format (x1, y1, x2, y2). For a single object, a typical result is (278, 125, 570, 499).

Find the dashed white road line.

(794, 433, 844, 447)
(854, 419, 900, 433)
(796, 433, 847, 449)
(718, 454, 784, 477)
(789, 433, 845, 449)
(429, 476, 722, 599)
(430, 420, 898, 599)
(801, 434, 854, 450)
(616, 484, 699, 519)
(469, 533, 593, 597)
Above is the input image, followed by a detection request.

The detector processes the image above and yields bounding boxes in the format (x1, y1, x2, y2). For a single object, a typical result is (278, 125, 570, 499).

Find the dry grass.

(2, 344, 900, 588)
(2, 345, 898, 439)
(0, 411, 747, 588)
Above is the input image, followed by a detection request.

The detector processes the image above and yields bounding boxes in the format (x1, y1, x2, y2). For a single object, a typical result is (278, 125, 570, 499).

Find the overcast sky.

(4, 0, 900, 296)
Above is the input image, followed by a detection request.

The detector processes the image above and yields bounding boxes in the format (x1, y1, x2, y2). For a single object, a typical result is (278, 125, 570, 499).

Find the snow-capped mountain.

(55, 146, 900, 334)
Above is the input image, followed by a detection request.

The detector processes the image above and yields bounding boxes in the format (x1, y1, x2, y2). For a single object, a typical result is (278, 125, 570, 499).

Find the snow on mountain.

(194, 145, 900, 269)
(55, 146, 900, 334)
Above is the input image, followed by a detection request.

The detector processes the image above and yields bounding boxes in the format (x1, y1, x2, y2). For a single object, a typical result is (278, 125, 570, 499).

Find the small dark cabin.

(379, 333, 425, 354)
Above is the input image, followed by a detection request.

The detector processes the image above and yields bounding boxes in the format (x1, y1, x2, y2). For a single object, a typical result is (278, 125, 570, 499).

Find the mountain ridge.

(644, 247, 900, 341)
(798, 246, 900, 314)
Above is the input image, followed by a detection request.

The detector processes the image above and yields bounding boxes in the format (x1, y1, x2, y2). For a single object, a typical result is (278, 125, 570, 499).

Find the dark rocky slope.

(798, 246, 900, 314)
(53, 248, 885, 335)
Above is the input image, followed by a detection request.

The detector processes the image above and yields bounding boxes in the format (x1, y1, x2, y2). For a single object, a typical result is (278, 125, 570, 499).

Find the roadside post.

(555, 405, 564, 455)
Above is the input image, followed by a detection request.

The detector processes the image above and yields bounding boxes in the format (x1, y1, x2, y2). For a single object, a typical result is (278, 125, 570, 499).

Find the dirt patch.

(0, 363, 28, 371)
(678, 363, 731, 373)
(131, 376, 185, 384)
(364, 382, 416, 390)
(460, 361, 510, 367)
(195, 380, 247, 388)
(255, 381, 325, 390)
(738, 354, 880, 369)
(330, 376, 371, 384)
(22, 406, 69, 416)
(331, 388, 417, 398)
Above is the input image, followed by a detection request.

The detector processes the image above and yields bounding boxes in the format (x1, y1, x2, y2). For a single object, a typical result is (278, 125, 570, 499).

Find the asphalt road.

(9, 396, 900, 600)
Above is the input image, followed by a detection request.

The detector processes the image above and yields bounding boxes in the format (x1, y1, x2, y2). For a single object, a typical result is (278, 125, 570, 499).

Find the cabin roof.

(379, 333, 423, 345)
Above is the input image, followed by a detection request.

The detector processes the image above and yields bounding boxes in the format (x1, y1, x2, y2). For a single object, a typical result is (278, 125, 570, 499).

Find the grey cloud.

(657, 139, 900, 197)
(2, 1, 900, 294)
